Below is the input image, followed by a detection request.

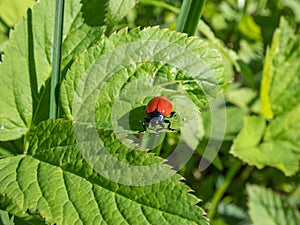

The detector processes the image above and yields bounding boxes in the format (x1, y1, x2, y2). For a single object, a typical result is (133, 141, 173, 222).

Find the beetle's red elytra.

(145, 96, 173, 117)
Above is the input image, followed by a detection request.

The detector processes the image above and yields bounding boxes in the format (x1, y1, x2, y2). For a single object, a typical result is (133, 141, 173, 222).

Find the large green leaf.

(61, 27, 224, 122)
(0, 119, 209, 225)
(0, 0, 105, 141)
(248, 185, 300, 225)
(261, 17, 300, 118)
(60, 27, 225, 175)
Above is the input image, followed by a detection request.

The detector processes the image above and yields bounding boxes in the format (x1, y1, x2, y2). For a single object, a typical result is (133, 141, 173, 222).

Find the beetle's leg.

(170, 112, 176, 117)
(159, 121, 165, 129)
(153, 121, 165, 133)
(164, 119, 175, 131)
(140, 118, 149, 132)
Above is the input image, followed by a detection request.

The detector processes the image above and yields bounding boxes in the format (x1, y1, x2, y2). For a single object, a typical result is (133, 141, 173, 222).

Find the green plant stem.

(139, 0, 180, 13)
(208, 160, 243, 220)
(176, 0, 206, 36)
(49, 0, 65, 119)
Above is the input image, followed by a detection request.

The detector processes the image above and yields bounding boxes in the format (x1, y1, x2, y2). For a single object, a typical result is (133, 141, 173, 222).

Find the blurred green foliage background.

(0, 1, 299, 224)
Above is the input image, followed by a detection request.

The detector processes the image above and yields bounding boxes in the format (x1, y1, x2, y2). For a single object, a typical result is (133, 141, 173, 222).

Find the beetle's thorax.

(149, 111, 164, 127)
(148, 110, 163, 119)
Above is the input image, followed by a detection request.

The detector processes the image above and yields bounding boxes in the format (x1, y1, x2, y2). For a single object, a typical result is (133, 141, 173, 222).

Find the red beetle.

(142, 96, 175, 131)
